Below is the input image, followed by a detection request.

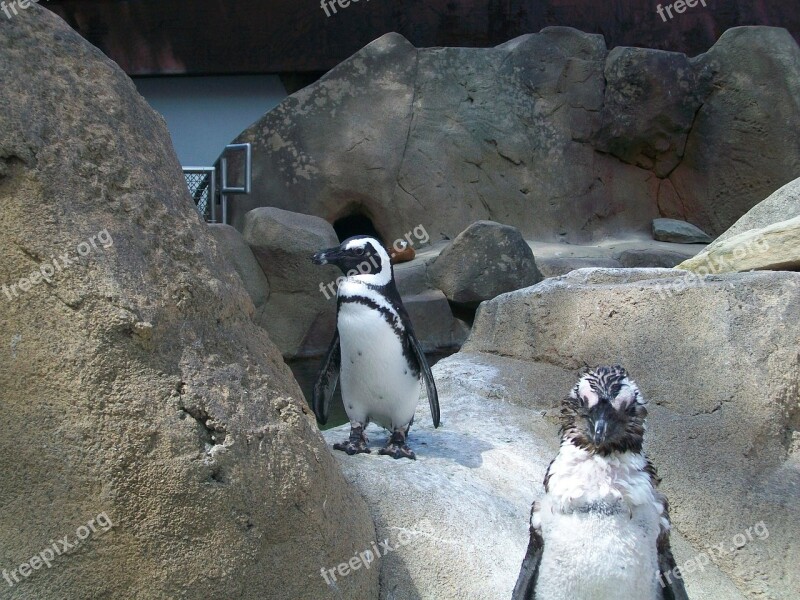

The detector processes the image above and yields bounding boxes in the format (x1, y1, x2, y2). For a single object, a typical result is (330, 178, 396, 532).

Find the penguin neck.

(545, 442, 655, 513)
(337, 274, 395, 299)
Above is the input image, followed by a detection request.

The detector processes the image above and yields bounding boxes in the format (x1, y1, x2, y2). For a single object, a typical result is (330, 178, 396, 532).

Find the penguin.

(311, 235, 440, 459)
(512, 365, 689, 600)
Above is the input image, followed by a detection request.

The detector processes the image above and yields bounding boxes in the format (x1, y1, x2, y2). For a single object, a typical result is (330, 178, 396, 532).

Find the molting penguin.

(311, 235, 440, 459)
(512, 365, 688, 600)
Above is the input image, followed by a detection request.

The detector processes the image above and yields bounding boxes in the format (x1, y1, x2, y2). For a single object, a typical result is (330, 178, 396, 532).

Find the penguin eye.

(354, 247, 365, 256)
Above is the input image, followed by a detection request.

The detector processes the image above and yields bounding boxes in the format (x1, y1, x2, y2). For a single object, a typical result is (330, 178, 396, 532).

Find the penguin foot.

(333, 424, 371, 455)
(379, 430, 416, 460)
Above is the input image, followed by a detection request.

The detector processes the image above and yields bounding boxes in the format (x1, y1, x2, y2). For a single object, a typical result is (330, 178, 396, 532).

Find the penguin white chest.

(534, 450, 664, 600)
(337, 300, 420, 430)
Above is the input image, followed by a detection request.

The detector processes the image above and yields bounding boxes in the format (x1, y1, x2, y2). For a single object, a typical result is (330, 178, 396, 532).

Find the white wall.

(133, 75, 287, 167)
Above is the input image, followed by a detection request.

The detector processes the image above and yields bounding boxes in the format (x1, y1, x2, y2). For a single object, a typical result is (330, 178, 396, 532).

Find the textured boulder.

(678, 176, 800, 273)
(594, 47, 702, 178)
(713, 175, 800, 244)
(208, 224, 270, 311)
(0, 9, 377, 600)
(678, 216, 800, 273)
(668, 27, 800, 234)
(652, 218, 713, 243)
(465, 268, 800, 599)
(242, 207, 340, 359)
(402, 290, 470, 353)
(429, 221, 542, 307)
(233, 26, 800, 241)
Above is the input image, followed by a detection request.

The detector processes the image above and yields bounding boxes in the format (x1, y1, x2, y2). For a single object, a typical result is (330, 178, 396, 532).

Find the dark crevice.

(180, 404, 227, 446)
(333, 212, 383, 244)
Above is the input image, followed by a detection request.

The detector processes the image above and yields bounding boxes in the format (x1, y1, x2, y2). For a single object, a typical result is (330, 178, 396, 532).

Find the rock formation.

(652, 218, 713, 243)
(326, 268, 800, 599)
(679, 175, 800, 272)
(232, 26, 800, 243)
(241, 207, 341, 359)
(0, 8, 377, 600)
(429, 220, 542, 308)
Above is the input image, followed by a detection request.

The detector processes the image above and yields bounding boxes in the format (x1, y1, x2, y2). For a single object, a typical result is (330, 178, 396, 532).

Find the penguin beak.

(589, 399, 613, 445)
(312, 246, 342, 266)
(592, 417, 608, 445)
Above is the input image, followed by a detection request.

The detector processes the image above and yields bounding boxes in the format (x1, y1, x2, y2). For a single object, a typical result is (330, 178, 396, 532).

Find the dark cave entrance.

(333, 212, 383, 244)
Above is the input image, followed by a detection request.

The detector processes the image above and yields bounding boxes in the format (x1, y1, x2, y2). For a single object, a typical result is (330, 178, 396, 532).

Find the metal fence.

(183, 166, 217, 222)
(182, 143, 251, 224)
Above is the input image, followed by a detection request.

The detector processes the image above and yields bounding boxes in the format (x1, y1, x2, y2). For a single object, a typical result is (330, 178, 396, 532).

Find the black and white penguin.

(512, 365, 688, 600)
(311, 235, 439, 459)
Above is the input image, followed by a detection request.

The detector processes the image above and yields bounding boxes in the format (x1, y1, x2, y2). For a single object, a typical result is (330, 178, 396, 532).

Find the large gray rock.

(233, 27, 800, 241)
(652, 218, 713, 243)
(678, 176, 800, 273)
(669, 27, 800, 235)
(713, 175, 800, 245)
(465, 268, 800, 599)
(403, 290, 470, 353)
(594, 47, 702, 178)
(0, 9, 377, 600)
(678, 215, 800, 273)
(242, 207, 340, 359)
(429, 221, 542, 307)
(323, 350, 752, 600)
(208, 224, 270, 310)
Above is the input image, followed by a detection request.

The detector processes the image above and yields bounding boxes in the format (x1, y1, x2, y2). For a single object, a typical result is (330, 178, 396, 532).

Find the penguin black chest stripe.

(337, 290, 420, 378)
(338, 294, 403, 338)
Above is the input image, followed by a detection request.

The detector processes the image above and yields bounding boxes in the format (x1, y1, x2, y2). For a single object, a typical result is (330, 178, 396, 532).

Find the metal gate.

(182, 142, 251, 224)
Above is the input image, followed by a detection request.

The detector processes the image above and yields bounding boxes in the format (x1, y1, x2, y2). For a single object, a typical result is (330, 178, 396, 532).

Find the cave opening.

(333, 212, 383, 244)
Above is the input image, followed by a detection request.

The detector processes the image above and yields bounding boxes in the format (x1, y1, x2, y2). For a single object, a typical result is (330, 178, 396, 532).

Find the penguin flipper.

(657, 531, 689, 600)
(312, 329, 341, 425)
(512, 519, 544, 600)
(385, 279, 440, 428)
(408, 331, 440, 428)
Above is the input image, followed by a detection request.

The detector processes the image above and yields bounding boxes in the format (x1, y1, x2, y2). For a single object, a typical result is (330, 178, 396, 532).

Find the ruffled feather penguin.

(512, 365, 688, 600)
(311, 235, 439, 459)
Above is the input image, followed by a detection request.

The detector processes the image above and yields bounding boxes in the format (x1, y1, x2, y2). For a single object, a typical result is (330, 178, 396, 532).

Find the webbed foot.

(333, 424, 370, 455)
(379, 429, 416, 460)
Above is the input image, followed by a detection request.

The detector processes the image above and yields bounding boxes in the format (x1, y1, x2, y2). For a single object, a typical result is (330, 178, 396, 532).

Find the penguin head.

(311, 236, 392, 286)
(560, 365, 647, 455)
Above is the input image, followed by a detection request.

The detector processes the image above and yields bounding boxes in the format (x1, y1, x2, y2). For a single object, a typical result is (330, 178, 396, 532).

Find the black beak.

(590, 399, 613, 445)
(311, 246, 342, 266)
(592, 417, 608, 445)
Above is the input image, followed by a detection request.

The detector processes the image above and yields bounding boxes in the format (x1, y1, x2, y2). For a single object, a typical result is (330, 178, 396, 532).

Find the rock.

(402, 290, 470, 353)
(324, 349, 755, 599)
(614, 247, 693, 268)
(593, 47, 702, 177)
(233, 27, 800, 241)
(241, 207, 340, 359)
(0, 9, 377, 600)
(393, 241, 447, 297)
(322, 353, 563, 600)
(652, 218, 713, 243)
(677, 177, 800, 273)
(534, 255, 623, 277)
(208, 224, 270, 310)
(669, 27, 800, 235)
(713, 175, 800, 245)
(464, 268, 800, 599)
(429, 221, 542, 307)
(678, 216, 800, 272)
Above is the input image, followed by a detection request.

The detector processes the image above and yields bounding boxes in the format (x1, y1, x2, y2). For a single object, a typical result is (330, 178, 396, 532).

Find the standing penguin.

(512, 365, 688, 600)
(311, 235, 439, 459)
